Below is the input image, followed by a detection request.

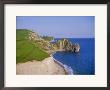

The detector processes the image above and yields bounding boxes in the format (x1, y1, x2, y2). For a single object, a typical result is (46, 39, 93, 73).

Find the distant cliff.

(54, 38, 80, 53)
(27, 30, 80, 53)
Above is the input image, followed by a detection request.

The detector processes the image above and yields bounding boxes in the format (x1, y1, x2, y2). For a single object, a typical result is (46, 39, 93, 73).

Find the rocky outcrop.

(54, 38, 80, 53)
(28, 31, 41, 41)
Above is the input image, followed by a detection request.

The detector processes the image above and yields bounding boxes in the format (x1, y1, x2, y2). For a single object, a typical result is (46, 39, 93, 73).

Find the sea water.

(53, 38, 95, 75)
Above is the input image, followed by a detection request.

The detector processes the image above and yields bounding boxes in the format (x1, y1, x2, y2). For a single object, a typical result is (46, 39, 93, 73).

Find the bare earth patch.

(16, 57, 66, 75)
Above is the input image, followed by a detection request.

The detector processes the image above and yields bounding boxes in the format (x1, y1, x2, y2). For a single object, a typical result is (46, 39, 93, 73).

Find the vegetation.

(16, 29, 80, 63)
(16, 29, 31, 41)
(16, 29, 49, 63)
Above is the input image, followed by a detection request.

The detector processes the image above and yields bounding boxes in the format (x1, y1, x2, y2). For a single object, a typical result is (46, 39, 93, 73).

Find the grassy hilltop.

(16, 29, 49, 63)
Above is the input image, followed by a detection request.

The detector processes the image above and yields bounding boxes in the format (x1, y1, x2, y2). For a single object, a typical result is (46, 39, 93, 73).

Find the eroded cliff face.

(28, 31, 41, 40)
(54, 38, 80, 53)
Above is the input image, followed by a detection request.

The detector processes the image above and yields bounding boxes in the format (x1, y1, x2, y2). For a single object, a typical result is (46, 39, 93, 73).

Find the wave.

(50, 52, 74, 75)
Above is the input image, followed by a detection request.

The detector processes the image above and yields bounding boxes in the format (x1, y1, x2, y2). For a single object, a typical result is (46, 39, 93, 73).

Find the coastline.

(51, 52, 74, 75)
(16, 51, 73, 75)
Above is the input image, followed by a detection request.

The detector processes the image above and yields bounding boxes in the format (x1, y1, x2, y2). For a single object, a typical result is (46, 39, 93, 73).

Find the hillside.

(16, 29, 80, 64)
(16, 29, 49, 63)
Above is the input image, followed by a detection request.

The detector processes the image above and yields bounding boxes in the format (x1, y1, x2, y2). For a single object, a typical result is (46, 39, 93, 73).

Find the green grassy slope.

(16, 29, 49, 63)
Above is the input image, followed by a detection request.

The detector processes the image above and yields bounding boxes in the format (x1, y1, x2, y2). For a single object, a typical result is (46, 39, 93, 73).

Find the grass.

(16, 29, 49, 63)
(16, 29, 30, 41)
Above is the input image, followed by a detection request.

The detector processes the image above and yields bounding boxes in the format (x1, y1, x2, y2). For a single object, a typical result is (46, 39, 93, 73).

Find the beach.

(16, 57, 66, 75)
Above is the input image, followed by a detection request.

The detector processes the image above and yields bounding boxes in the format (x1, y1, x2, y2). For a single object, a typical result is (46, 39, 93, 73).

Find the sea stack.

(74, 43, 80, 53)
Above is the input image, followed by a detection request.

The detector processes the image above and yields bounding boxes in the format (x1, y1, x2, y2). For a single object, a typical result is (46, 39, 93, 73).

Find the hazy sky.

(16, 16, 94, 38)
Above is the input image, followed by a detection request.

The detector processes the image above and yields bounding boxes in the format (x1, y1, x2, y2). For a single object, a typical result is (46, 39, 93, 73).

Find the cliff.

(27, 31, 80, 53)
(54, 38, 80, 53)
(17, 29, 80, 55)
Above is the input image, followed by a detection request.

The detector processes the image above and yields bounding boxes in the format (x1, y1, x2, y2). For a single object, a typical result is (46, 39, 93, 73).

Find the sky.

(16, 16, 95, 38)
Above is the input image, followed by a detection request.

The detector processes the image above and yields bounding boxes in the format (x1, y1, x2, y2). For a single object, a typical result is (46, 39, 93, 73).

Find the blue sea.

(53, 38, 95, 75)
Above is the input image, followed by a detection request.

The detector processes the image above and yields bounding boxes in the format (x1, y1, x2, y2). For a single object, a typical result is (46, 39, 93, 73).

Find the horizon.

(16, 16, 95, 38)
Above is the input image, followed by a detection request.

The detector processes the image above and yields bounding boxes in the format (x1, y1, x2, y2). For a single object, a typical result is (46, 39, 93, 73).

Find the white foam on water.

(51, 53, 74, 75)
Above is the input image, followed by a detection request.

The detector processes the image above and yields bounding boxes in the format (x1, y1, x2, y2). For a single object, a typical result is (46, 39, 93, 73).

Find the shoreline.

(50, 52, 74, 75)
(16, 51, 73, 75)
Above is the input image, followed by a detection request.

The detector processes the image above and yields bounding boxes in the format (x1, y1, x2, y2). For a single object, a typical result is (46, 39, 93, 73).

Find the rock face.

(28, 31, 41, 40)
(54, 38, 80, 53)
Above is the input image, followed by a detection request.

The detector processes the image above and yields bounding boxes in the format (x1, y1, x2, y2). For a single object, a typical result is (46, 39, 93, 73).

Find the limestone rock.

(54, 38, 80, 53)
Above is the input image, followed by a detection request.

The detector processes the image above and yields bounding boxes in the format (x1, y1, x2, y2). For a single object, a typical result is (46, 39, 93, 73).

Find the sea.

(52, 38, 95, 75)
